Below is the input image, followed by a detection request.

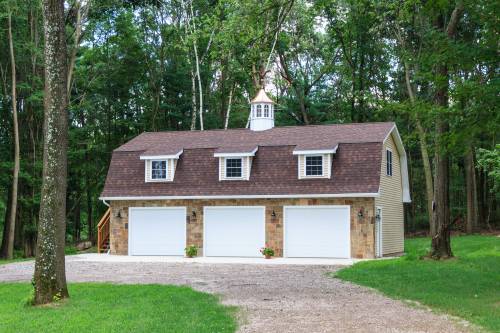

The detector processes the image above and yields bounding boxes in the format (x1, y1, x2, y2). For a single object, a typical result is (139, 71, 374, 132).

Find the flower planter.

(265, 254, 272, 259)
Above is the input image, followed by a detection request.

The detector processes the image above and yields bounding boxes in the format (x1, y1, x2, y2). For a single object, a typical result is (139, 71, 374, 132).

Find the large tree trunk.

(33, 0, 69, 305)
(3, 11, 20, 260)
(430, 2, 464, 259)
(465, 147, 478, 233)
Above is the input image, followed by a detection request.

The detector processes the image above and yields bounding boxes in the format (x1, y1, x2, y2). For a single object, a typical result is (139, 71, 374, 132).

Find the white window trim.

(305, 154, 324, 177)
(145, 159, 173, 182)
(298, 154, 332, 179)
(224, 157, 244, 180)
(386, 148, 393, 177)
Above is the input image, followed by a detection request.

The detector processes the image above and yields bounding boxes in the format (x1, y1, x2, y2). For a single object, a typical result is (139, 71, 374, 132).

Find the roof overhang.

(100, 192, 379, 201)
(214, 147, 258, 158)
(384, 125, 411, 203)
(292, 146, 338, 155)
(139, 150, 183, 160)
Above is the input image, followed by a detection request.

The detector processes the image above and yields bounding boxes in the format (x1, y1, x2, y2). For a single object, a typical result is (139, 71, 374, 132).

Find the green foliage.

(0, 283, 237, 333)
(259, 247, 275, 257)
(477, 145, 500, 194)
(336, 236, 500, 332)
(184, 244, 198, 257)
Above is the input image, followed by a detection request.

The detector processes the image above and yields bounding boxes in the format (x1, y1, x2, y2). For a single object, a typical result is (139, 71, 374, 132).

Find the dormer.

(140, 150, 183, 182)
(293, 147, 338, 179)
(214, 146, 258, 181)
(250, 89, 275, 131)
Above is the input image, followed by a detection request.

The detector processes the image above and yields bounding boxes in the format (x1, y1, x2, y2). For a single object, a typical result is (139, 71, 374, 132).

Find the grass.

(0, 246, 97, 266)
(0, 283, 237, 333)
(335, 235, 500, 332)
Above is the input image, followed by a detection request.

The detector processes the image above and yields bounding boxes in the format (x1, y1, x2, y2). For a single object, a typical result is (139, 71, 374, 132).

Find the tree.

(33, 0, 69, 305)
(1, 8, 20, 260)
(430, 1, 464, 259)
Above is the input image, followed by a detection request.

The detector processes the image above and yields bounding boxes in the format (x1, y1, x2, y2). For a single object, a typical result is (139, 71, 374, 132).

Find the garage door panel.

(129, 208, 186, 256)
(285, 206, 350, 258)
(204, 207, 264, 257)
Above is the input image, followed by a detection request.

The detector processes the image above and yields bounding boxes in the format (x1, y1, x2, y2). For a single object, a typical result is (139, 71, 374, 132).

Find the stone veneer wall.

(109, 197, 376, 258)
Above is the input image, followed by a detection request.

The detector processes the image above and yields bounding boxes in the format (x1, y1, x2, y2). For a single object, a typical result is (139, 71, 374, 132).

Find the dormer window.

(305, 155, 323, 176)
(225, 158, 243, 178)
(151, 160, 167, 179)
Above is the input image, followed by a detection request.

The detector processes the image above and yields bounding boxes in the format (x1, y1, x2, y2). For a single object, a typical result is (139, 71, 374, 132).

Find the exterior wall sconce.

(115, 210, 122, 218)
(271, 210, 276, 218)
(357, 209, 364, 219)
(192, 210, 197, 218)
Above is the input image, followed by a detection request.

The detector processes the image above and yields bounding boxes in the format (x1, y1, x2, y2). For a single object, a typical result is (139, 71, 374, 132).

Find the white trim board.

(140, 150, 183, 160)
(101, 192, 380, 201)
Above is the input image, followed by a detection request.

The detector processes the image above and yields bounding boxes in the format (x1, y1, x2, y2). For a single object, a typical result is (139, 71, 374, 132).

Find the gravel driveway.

(0, 256, 471, 333)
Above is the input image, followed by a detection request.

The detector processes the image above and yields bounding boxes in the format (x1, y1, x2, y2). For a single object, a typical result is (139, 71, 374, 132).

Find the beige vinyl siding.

(219, 156, 251, 180)
(375, 133, 404, 255)
(298, 154, 331, 179)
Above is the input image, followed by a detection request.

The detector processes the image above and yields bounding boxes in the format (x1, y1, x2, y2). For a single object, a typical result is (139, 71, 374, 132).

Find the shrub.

(185, 245, 198, 257)
(260, 247, 274, 257)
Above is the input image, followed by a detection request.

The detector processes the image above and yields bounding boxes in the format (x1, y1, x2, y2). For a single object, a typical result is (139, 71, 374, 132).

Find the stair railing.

(97, 208, 111, 254)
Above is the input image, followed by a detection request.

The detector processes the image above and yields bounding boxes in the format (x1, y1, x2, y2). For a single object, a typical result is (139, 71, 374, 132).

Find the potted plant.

(260, 247, 275, 259)
(185, 245, 198, 258)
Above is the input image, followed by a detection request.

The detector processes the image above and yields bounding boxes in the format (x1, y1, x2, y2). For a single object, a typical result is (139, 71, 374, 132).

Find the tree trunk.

(224, 84, 234, 130)
(0, 187, 12, 257)
(33, 0, 69, 305)
(189, 68, 197, 130)
(86, 182, 93, 244)
(3, 11, 20, 260)
(430, 2, 463, 258)
(465, 147, 478, 233)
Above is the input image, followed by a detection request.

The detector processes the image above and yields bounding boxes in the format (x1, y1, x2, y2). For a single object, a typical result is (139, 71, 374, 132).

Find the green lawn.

(335, 235, 500, 332)
(0, 283, 237, 333)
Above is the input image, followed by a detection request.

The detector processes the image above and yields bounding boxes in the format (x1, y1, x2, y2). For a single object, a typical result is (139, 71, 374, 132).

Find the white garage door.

(204, 206, 265, 257)
(284, 206, 350, 258)
(129, 207, 186, 256)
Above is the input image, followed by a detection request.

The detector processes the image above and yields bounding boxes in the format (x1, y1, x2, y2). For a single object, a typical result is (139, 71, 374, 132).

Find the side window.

(386, 149, 393, 176)
(151, 160, 167, 179)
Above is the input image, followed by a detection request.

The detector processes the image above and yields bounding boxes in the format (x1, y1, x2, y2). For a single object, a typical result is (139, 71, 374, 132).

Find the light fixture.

(115, 210, 122, 218)
(271, 210, 276, 218)
(357, 209, 364, 219)
(192, 210, 197, 218)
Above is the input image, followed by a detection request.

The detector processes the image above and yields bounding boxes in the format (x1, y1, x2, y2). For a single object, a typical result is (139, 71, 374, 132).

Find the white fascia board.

(100, 192, 379, 201)
(140, 150, 183, 160)
(384, 125, 412, 203)
(214, 147, 258, 158)
(293, 146, 338, 155)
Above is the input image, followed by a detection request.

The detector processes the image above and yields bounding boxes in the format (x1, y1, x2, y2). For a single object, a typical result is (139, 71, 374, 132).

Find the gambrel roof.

(101, 122, 410, 201)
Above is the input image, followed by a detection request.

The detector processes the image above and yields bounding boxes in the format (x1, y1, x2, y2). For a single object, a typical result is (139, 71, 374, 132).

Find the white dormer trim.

(140, 150, 183, 160)
(214, 147, 258, 158)
(293, 146, 338, 155)
(218, 156, 252, 181)
(297, 154, 332, 179)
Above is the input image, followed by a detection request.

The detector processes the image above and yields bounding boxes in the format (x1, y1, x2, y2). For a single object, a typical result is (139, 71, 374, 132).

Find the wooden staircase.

(97, 208, 111, 254)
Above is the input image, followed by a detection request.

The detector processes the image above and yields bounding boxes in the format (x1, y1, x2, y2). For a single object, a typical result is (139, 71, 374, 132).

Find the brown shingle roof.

(102, 122, 395, 198)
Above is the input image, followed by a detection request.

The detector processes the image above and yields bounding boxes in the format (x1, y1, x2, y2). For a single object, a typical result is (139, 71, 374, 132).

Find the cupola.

(250, 89, 275, 131)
